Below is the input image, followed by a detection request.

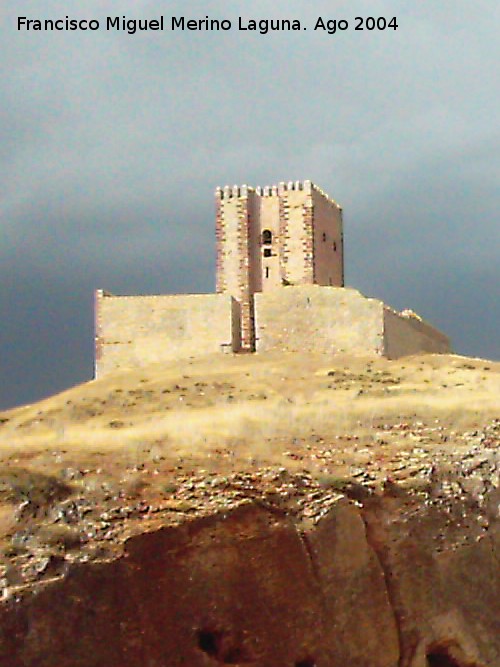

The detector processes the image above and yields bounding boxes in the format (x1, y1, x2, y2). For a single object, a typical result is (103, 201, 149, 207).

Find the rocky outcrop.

(362, 496, 499, 667)
(0, 486, 497, 667)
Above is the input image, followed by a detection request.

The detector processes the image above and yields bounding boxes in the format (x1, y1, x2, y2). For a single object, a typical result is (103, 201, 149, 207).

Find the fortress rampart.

(95, 291, 239, 377)
(254, 285, 450, 357)
(383, 306, 450, 358)
(255, 286, 384, 355)
(95, 285, 450, 377)
(95, 181, 451, 377)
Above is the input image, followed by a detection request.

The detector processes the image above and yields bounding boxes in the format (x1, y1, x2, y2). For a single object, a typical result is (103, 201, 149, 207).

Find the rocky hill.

(0, 351, 498, 666)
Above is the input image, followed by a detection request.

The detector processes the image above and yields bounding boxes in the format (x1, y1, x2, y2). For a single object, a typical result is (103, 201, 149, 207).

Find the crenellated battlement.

(310, 182, 342, 209)
(215, 185, 255, 199)
(215, 181, 341, 208)
(255, 185, 280, 196)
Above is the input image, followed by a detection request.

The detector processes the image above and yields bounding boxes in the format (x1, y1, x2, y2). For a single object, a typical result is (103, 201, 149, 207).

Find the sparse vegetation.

(162, 482, 179, 495)
(0, 467, 73, 509)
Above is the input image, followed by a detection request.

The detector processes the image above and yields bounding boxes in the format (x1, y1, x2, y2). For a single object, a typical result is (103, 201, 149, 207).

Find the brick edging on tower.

(215, 192, 225, 293)
(303, 191, 315, 283)
(236, 191, 255, 351)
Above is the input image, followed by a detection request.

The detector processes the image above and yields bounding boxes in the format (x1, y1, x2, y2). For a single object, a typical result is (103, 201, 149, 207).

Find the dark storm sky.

(1, 0, 499, 409)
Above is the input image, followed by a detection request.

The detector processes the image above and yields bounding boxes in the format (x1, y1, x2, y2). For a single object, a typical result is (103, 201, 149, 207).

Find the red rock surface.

(0, 489, 497, 667)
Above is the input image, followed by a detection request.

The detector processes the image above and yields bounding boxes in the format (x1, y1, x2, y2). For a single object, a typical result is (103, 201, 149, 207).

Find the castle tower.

(216, 181, 344, 351)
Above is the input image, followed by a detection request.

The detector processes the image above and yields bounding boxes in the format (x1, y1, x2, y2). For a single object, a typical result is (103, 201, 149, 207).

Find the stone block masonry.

(255, 285, 451, 357)
(255, 285, 384, 355)
(215, 186, 256, 351)
(383, 307, 450, 358)
(94, 291, 239, 377)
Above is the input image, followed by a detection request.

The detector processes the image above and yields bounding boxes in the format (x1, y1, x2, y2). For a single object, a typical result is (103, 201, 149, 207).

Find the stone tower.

(215, 180, 344, 351)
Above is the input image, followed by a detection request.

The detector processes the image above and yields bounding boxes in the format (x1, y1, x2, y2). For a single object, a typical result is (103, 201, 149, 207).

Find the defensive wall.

(95, 286, 451, 376)
(254, 285, 450, 357)
(94, 290, 239, 377)
(255, 285, 384, 355)
(383, 306, 450, 358)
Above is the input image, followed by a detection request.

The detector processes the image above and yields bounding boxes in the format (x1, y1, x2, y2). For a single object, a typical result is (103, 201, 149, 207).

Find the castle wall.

(216, 194, 241, 298)
(94, 291, 238, 377)
(254, 286, 451, 358)
(254, 285, 385, 355)
(383, 308, 451, 359)
(312, 187, 344, 287)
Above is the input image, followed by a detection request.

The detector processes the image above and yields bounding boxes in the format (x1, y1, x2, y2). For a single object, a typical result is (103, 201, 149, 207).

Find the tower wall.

(216, 186, 256, 351)
(277, 183, 315, 285)
(311, 186, 344, 287)
(216, 181, 344, 350)
(257, 191, 281, 291)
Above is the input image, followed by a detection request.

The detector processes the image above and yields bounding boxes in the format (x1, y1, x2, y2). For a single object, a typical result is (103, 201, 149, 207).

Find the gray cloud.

(1, 0, 499, 408)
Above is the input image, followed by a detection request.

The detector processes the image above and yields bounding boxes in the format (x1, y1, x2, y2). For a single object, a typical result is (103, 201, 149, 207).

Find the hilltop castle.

(95, 181, 450, 376)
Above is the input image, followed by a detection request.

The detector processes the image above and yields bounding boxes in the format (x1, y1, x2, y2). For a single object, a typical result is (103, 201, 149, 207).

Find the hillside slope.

(0, 352, 498, 666)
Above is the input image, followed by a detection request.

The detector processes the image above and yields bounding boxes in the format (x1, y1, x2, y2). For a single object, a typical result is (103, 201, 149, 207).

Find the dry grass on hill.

(0, 350, 497, 580)
(0, 350, 497, 476)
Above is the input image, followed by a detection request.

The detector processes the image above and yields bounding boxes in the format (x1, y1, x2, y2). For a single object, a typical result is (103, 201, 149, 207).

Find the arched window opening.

(322, 232, 327, 242)
(333, 241, 337, 252)
(264, 248, 272, 257)
(262, 229, 272, 245)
